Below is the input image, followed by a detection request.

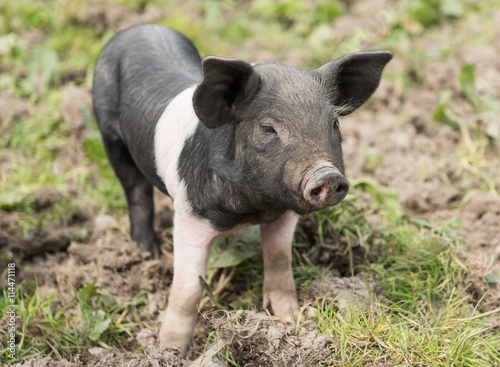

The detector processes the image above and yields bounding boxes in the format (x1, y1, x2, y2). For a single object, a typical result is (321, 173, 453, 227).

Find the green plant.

(433, 64, 500, 198)
(0, 283, 144, 364)
(407, 0, 464, 27)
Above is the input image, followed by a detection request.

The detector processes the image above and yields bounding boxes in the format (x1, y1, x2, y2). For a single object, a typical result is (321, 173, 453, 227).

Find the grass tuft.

(315, 296, 500, 366)
(0, 283, 145, 364)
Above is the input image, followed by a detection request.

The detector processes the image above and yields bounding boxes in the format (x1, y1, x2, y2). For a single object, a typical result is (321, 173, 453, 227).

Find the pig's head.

(193, 51, 392, 215)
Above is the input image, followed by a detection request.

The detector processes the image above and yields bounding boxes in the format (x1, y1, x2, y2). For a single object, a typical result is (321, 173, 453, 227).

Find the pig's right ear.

(317, 50, 393, 115)
(193, 56, 259, 129)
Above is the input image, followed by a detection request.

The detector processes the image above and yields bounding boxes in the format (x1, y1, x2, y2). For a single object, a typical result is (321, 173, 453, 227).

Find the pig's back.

(93, 24, 202, 193)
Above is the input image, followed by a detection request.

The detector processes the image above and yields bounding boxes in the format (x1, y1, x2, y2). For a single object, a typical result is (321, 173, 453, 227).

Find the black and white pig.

(92, 24, 392, 356)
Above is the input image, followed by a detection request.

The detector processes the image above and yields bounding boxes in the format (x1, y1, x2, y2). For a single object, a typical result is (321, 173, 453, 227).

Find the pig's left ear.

(193, 56, 260, 129)
(316, 50, 393, 115)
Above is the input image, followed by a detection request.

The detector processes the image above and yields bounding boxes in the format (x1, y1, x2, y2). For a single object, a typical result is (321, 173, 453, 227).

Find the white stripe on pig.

(154, 85, 199, 203)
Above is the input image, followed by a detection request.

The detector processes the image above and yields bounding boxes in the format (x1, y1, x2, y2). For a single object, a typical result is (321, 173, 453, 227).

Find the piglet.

(92, 24, 392, 357)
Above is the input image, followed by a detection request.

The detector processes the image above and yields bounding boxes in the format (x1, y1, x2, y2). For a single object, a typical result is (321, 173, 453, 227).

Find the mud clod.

(209, 310, 331, 367)
(136, 328, 157, 347)
(466, 256, 500, 313)
(60, 83, 92, 132)
(33, 188, 64, 211)
(7, 227, 70, 258)
(10, 346, 182, 367)
(0, 90, 34, 124)
(92, 214, 119, 235)
(301, 273, 379, 312)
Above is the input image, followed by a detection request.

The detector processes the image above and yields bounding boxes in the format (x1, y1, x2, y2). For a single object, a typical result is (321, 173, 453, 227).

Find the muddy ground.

(1, 0, 500, 366)
(2, 215, 379, 366)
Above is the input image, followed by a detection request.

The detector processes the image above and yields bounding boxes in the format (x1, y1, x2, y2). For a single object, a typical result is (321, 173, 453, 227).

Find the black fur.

(93, 25, 202, 254)
(93, 24, 202, 194)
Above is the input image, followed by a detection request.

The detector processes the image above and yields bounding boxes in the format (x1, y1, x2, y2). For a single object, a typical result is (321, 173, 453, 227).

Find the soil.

(207, 310, 332, 367)
(1, 0, 500, 366)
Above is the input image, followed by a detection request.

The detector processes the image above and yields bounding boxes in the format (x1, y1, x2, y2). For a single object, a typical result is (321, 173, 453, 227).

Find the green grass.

(311, 183, 499, 365)
(316, 296, 500, 366)
(315, 225, 500, 366)
(1, 0, 500, 365)
(0, 282, 147, 363)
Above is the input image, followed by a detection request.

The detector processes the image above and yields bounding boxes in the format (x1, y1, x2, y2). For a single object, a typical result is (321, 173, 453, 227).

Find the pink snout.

(303, 166, 349, 208)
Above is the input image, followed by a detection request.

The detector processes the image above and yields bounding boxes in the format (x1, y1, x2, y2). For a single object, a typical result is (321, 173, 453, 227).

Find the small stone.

(88, 347, 112, 357)
(93, 215, 118, 233)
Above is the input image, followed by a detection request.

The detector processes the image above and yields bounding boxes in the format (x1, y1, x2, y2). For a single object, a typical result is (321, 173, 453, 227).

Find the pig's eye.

(260, 124, 277, 135)
(333, 118, 339, 128)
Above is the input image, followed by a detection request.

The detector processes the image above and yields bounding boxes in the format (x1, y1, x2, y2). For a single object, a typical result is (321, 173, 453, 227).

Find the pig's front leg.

(260, 211, 300, 322)
(158, 206, 218, 357)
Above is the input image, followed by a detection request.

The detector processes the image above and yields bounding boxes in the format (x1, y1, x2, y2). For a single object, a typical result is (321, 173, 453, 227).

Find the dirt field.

(1, 0, 499, 366)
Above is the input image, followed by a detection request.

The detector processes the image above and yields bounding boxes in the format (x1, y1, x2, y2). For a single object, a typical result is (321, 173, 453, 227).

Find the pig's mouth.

(299, 165, 349, 212)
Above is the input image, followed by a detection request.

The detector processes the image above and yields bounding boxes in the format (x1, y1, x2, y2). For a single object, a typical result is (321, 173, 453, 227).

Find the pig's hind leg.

(260, 211, 300, 322)
(101, 133, 159, 257)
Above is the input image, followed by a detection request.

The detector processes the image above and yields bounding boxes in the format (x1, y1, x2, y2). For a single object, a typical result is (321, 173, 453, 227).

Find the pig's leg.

(159, 205, 218, 357)
(101, 134, 159, 256)
(260, 211, 300, 322)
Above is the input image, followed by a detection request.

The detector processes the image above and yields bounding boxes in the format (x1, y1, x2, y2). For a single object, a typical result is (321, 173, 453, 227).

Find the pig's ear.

(193, 56, 259, 129)
(317, 50, 393, 115)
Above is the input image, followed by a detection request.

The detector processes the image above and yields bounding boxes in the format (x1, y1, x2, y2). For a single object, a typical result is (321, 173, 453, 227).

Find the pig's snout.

(303, 166, 349, 208)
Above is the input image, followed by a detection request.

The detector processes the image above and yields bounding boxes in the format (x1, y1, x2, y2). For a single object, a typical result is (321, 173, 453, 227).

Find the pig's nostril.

(309, 186, 329, 202)
(311, 187, 322, 197)
(335, 182, 348, 194)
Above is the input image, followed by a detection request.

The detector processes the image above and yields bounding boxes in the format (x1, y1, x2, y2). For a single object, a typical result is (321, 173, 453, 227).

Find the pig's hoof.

(264, 290, 300, 322)
(136, 240, 160, 259)
(158, 326, 191, 358)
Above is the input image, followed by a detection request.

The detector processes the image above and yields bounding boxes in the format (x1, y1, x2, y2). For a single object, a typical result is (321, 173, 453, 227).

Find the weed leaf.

(77, 282, 97, 303)
(459, 64, 479, 112)
(78, 283, 112, 341)
(433, 90, 460, 130)
(208, 227, 260, 271)
(22, 45, 58, 97)
(353, 177, 403, 217)
(80, 303, 112, 341)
